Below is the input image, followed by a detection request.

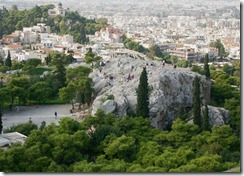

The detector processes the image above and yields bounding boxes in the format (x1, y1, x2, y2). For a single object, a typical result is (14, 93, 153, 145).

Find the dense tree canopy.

(0, 4, 107, 43)
(123, 38, 148, 54)
(210, 39, 228, 58)
(0, 114, 240, 172)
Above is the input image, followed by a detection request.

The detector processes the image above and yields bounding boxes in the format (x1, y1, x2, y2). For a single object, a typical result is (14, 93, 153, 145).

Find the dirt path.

(2, 104, 75, 129)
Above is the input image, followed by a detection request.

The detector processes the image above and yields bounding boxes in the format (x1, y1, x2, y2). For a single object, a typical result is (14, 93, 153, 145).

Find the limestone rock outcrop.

(89, 56, 227, 129)
(202, 105, 230, 126)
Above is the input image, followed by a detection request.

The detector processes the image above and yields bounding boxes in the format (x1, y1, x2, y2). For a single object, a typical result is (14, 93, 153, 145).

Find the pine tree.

(204, 53, 210, 79)
(136, 67, 149, 118)
(4, 50, 12, 68)
(202, 104, 210, 131)
(193, 76, 201, 127)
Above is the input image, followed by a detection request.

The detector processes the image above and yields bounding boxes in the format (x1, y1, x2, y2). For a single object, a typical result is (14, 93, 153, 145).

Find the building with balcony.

(168, 47, 197, 61)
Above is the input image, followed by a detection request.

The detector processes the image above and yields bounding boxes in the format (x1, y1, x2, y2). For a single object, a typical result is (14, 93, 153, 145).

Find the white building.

(48, 3, 66, 17)
(95, 26, 123, 43)
(15, 50, 40, 62)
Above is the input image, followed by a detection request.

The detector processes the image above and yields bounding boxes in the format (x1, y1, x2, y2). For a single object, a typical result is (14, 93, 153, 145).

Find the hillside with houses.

(0, 2, 240, 173)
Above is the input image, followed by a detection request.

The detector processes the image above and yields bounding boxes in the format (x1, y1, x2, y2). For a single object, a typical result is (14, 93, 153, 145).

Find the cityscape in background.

(0, 0, 241, 173)
(0, 0, 240, 61)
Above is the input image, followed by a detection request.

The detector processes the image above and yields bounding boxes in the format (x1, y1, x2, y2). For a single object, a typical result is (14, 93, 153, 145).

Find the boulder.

(93, 76, 101, 84)
(114, 94, 128, 116)
(91, 95, 104, 115)
(204, 105, 230, 126)
(93, 79, 109, 95)
(101, 100, 117, 114)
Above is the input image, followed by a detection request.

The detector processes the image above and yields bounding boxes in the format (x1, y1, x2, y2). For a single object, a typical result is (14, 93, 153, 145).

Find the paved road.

(2, 104, 75, 129)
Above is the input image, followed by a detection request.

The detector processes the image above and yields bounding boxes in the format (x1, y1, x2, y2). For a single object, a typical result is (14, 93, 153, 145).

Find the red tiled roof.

(7, 43, 22, 49)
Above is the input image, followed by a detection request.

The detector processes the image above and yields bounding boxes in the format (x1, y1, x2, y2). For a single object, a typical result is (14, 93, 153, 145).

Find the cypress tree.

(202, 104, 210, 131)
(4, 50, 12, 68)
(136, 67, 149, 118)
(204, 53, 210, 79)
(178, 105, 188, 120)
(45, 53, 52, 66)
(193, 76, 201, 127)
(54, 58, 66, 88)
(0, 108, 2, 134)
(84, 77, 93, 107)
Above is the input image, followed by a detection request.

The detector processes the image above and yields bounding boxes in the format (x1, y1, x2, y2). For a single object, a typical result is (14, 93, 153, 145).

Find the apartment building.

(168, 47, 197, 61)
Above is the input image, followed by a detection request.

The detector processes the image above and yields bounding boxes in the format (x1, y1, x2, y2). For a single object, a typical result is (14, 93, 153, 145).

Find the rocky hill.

(89, 56, 229, 129)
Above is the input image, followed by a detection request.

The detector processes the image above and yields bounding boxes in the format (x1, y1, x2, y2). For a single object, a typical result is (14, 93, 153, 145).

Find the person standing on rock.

(162, 60, 165, 68)
(55, 112, 57, 119)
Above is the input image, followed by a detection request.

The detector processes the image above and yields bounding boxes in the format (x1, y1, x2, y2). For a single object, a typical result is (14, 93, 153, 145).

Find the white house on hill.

(48, 3, 66, 17)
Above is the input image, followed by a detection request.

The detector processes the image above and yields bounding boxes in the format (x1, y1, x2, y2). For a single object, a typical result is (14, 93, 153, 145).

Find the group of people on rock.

(127, 73, 134, 82)
(161, 60, 177, 69)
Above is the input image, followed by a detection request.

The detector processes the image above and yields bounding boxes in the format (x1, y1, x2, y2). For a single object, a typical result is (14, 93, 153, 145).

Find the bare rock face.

(101, 100, 117, 114)
(149, 70, 211, 129)
(202, 105, 230, 126)
(90, 56, 224, 129)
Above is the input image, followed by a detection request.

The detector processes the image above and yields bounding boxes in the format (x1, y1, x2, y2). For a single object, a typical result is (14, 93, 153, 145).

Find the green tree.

(210, 39, 228, 58)
(222, 64, 235, 76)
(103, 134, 136, 162)
(191, 65, 204, 75)
(4, 50, 12, 68)
(64, 53, 75, 65)
(178, 105, 188, 120)
(66, 66, 92, 83)
(203, 53, 210, 79)
(29, 82, 52, 103)
(53, 59, 66, 89)
(3, 121, 38, 136)
(12, 61, 24, 70)
(202, 105, 210, 131)
(176, 60, 190, 68)
(77, 77, 93, 109)
(0, 112, 2, 134)
(96, 17, 108, 25)
(25, 58, 42, 67)
(7, 77, 30, 109)
(59, 83, 77, 109)
(136, 67, 149, 118)
(45, 53, 52, 66)
(147, 44, 163, 59)
(136, 141, 162, 167)
(85, 48, 95, 59)
(224, 98, 240, 135)
(11, 5, 18, 11)
(193, 76, 201, 127)
(171, 55, 178, 64)
(0, 87, 10, 114)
